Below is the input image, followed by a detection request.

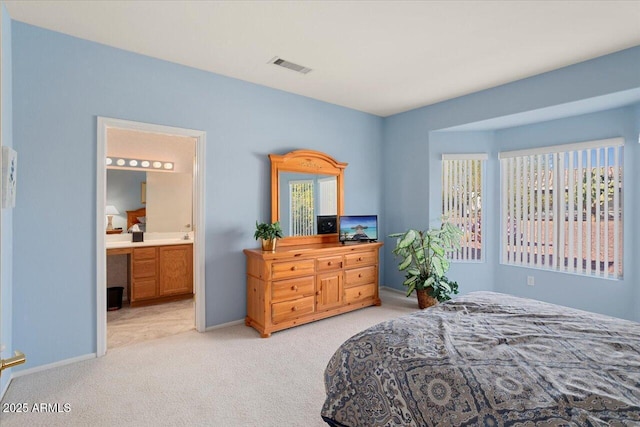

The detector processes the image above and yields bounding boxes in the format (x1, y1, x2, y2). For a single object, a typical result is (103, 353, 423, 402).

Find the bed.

(126, 207, 146, 232)
(321, 292, 640, 426)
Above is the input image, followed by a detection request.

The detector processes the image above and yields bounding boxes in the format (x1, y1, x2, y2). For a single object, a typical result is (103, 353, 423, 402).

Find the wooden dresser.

(244, 242, 383, 337)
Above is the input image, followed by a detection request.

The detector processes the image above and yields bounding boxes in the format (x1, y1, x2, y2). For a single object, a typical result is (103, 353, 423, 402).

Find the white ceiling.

(5, 1, 640, 117)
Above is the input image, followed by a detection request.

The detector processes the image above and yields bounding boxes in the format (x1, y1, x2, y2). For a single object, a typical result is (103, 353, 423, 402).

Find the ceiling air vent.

(268, 56, 312, 74)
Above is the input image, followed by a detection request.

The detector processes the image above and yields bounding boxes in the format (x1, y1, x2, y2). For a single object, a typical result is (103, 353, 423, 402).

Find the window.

(499, 138, 623, 279)
(289, 180, 314, 235)
(442, 154, 487, 261)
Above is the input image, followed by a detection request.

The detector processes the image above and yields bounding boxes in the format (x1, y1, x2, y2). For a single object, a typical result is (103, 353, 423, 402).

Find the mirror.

(106, 169, 193, 233)
(270, 150, 347, 246)
(106, 127, 196, 234)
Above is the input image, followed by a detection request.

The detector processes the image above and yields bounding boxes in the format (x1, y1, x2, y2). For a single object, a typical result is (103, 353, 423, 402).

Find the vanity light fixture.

(106, 157, 174, 172)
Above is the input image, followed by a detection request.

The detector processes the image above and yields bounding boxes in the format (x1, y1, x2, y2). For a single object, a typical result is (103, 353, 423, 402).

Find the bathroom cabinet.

(108, 243, 193, 307)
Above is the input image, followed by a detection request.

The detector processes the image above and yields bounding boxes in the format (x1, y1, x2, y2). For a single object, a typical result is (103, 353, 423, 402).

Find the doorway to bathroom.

(96, 117, 206, 356)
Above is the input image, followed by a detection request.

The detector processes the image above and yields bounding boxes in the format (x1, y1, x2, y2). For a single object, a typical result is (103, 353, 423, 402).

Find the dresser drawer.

(344, 251, 377, 267)
(133, 247, 156, 260)
(344, 283, 376, 304)
(344, 265, 376, 287)
(272, 296, 315, 323)
(132, 278, 157, 300)
(272, 276, 315, 303)
(317, 256, 343, 271)
(133, 259, 156, 279)
(271, 260, 315, 280)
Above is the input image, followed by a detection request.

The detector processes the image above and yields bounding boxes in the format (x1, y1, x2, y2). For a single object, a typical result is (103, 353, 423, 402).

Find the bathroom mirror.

(270, 150, 347, 246)
(106, 169, 193, 233)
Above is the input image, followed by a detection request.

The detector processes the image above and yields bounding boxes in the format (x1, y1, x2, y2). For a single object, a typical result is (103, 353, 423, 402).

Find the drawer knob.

(316, 291, 321, 296)
(292, 285, 298, 291)
(358, 273, 363, 278)
(291, 306, 298, 312)
(291, 266, 297, 271)
(358, 257, 363, 261)
(328, 261, 333, 266)
(358, 291, 362, 296)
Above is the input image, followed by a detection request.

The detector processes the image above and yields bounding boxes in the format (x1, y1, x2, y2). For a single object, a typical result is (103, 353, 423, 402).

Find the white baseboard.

(0, 376, 11, 401)
(380, 285, 405, 295)
(205, 291, 405, 333)
(204, 319, 244, 332)
(11, 353, 96, 379)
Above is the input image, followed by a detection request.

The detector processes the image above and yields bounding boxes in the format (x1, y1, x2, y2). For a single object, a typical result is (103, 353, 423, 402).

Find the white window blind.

(499, 138, 623, 279)
(442, 153, 487, 261)
(317, 177, 337, 215)
(289, 180, 314, 236)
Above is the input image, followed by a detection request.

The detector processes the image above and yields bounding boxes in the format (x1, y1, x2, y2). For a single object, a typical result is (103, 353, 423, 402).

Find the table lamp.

(106, 205, 120, 230)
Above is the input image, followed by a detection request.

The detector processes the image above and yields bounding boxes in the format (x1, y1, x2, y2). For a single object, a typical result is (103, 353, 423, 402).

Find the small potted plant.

(389, 220, 462, 309)
(254, 221, 284, 252)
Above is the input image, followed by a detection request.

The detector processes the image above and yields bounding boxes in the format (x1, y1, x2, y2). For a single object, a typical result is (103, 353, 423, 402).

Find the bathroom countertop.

(106, 238, 193, 250)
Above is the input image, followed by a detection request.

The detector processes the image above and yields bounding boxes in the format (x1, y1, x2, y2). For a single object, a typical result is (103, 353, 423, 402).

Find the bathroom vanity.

(107, 237, 193, 307)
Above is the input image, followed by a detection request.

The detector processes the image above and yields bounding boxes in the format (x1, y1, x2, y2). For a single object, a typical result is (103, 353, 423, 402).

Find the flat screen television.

(339, 215, 378, 243)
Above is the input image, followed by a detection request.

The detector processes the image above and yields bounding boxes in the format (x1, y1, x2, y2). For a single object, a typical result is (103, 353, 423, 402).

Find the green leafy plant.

(254, 221, 284, 241)
(389, 221, 463, 302)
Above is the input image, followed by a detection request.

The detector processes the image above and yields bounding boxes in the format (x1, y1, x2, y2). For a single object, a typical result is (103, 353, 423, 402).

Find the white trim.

(0, 3, 5, 402)
(11, 353, 96, 378)
(380, 286, 406, 295)
(498, 137, 623, 159)
(0, 373, 10, 401)
(442, 153, 488, 160)
(96, 117, 207, 358)
(96, 118, 107, 357)
(204, 319, 245, 332)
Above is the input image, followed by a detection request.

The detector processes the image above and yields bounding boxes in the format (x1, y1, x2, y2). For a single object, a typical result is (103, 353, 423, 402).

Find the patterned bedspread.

(321, 292, 640, 426)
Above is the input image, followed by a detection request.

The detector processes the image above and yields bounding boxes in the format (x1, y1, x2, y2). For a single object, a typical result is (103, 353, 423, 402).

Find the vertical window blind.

(289, 180, 315, 236)
(442, 153, 487, 261)
(499, 138, 623, 279)
(317, 177, 337, 215)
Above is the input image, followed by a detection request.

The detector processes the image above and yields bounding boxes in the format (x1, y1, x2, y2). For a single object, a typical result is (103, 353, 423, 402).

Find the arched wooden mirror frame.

(270, 149, 347, 246)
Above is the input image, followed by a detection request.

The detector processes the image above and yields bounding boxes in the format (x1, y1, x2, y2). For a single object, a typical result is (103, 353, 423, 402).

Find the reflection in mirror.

(278, 172, 337, 237)
(106, 169, 193, 233)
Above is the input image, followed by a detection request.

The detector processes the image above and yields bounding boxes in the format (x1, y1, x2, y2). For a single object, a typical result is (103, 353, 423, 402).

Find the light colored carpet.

(107, 298, 195, 349)
(0, 289, 418, 427)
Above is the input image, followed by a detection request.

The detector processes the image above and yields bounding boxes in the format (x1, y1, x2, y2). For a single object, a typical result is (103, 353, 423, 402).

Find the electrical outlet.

(527, 276, 535, 286)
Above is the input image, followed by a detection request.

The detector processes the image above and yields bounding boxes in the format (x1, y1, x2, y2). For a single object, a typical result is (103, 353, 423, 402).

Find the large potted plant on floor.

(390, 221, 463, 309)
(254, 221, 284, 252)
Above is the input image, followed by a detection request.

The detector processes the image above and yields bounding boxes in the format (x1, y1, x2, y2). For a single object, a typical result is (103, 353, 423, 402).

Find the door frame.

(96, 117, 206, 357)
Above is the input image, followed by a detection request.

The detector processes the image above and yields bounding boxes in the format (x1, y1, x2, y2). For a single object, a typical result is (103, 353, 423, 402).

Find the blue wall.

(635, 104, 640, 321)
(382, 47, 640, 322)
(11, 22, 382, 369)
(426, 130, 497, 295)
(7, 19, 640, 371)
(0, 3, 12, 394)
(420, 109, 639, 320)
(493, 107, 637, 320)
